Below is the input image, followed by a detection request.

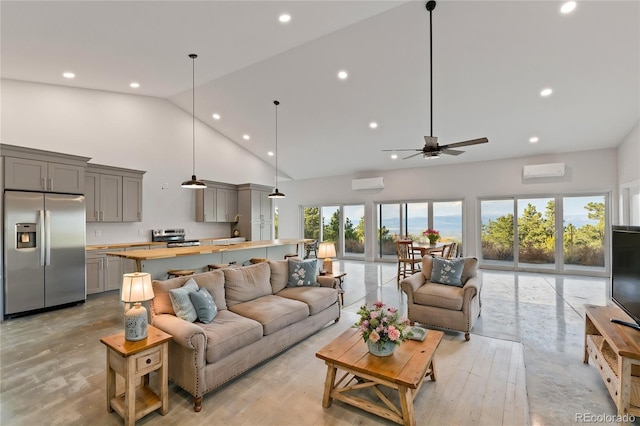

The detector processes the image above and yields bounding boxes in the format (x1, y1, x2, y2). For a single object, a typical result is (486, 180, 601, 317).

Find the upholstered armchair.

(400, 256, 481, 341)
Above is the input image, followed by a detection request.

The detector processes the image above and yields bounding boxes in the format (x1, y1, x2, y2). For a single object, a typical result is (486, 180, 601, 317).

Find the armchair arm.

(400, 272, 426, 304)
(152, 313, 206, 350)
(461, 276, 482, 313)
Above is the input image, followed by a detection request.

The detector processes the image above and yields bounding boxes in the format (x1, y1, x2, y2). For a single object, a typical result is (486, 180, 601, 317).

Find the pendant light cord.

(274, 100, 279, 188)
(192, 54, 196, 176)
(429, 5, 433, 138)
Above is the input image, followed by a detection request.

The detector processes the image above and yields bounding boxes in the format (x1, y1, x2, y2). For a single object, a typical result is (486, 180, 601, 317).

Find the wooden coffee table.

(316, 327, 444, 426)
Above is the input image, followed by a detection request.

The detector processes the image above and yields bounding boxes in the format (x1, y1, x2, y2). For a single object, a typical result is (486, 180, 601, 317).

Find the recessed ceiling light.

(279, 13, 291, 23)
(268, 151, 274, 156)
(561, 1, 577, 14)
(540, 88, 553, 97)
(369, 122, 378, 129)
(63, 72, 75, 79)
(529, 136, 539, 143)
(243, 134, 250, 140)
(337, 70, 348, 80)
(391, 154, 398, 160)
(129, 82, 140, 88)
(212, 113, 221, 120)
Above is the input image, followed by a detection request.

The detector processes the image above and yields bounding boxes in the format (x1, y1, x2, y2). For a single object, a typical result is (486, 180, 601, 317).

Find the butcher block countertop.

(104, 239, 311, 261)
(86, 241, 167, 251)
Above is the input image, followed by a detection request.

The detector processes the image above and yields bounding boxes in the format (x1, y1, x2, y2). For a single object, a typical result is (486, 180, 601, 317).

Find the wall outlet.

(162, 182, 169, 190)
(95, 229, 101, 237)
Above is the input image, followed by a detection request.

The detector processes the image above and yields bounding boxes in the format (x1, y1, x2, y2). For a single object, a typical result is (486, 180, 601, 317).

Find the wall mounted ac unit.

(523, 163, 565, 179)
(352, 177, 384, 190)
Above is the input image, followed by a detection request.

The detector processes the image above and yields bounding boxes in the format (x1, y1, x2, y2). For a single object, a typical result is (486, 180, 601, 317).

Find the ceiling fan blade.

(441, 149, 464, 156)
(403, 152, 424, 160)
(441, 137, 489, 149)
(382, 148, 423, 152)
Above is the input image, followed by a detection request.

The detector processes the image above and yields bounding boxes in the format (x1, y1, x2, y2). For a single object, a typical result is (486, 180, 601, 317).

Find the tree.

(304, 207, 319, 239)
(344, 217, 356, 241)
(355, 216, 365, 243)
(323, 210, 340, 242)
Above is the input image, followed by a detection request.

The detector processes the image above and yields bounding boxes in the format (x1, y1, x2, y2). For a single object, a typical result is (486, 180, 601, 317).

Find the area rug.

(144, 313, 530, 426)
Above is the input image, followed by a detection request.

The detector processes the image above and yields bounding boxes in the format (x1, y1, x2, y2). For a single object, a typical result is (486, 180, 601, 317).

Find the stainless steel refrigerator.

(4, 191, 86, 317)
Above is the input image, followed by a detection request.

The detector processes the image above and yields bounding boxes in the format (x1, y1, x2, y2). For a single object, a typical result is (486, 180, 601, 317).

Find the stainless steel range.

(151, 229, 201, 247)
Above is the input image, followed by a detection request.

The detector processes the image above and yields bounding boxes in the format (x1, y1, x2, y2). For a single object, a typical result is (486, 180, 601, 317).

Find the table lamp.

(317, 242, 337, 275)
(121, 272, 154, 341)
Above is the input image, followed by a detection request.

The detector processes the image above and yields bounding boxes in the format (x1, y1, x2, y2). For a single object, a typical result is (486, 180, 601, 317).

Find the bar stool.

(249, 258, 268, 264)
(167, 269, 195, 279)
(207, 264, 230, 271)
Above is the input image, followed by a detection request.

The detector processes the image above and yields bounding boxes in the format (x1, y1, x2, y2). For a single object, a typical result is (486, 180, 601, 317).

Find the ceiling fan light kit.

(383, 1, 488, 160)
(181, 53, 207, 189)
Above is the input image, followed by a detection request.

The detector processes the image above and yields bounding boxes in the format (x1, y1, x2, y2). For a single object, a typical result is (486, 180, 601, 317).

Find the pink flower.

(388, 307, 397, 314)
(369, 330, 380, 343)
(370, 311, 378, 319)
(373, 301, 384, 309)
(388, 326, 400, 341)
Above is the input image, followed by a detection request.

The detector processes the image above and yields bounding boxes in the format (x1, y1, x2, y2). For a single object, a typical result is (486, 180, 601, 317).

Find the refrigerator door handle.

(45, 210, 51, 266)
(39, 210, 46, 266)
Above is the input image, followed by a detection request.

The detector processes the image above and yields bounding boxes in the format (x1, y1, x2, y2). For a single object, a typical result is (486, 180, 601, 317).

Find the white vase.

(367, 340, 396, 357)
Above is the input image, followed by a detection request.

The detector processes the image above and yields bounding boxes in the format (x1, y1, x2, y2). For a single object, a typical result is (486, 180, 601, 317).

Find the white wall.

(1, 79, 275, 244)
(275, 149, 619, 261)
(616, 120, 640, 225)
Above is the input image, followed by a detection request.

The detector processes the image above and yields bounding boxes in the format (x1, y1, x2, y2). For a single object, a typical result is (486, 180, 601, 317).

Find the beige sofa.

(150, 260, 340, 411)
(400, 256, 481, 341)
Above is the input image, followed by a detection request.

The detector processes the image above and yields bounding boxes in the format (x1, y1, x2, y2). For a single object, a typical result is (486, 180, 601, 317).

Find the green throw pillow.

(430, 257, 464, 287)
(287, 258, 319, 287)
(169, 278, 199, 322)
(189, 287, 217, 324)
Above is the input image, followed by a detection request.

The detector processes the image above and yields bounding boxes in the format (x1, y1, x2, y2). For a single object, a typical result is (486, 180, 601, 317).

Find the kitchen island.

(105, 239, 311, 279)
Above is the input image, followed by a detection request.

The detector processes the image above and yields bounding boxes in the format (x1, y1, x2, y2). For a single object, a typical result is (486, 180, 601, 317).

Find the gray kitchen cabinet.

(2, 144, 89, 194)
(195, 181, 238, 223)
(86, 249, 123, 294)
(238, 183, 273, 241)
(85, 164, 144, 223)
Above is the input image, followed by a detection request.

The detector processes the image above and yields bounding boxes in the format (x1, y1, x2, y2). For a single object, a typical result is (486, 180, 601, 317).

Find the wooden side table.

(100, 325, 172, 426)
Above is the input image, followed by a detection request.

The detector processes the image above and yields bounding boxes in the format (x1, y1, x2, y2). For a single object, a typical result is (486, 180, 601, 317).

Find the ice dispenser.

(16, 223, 37, 249)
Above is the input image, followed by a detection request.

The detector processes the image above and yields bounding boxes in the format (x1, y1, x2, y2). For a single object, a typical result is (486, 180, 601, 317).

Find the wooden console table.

(584, 304, 640, 421)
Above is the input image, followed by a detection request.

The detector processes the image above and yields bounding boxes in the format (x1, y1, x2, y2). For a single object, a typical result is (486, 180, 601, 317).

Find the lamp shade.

(121, 272, 154, 303)
(317, 242, 336, 259)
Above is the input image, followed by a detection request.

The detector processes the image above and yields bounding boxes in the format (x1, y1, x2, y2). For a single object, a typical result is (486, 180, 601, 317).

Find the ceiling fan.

(383, 1, 488, 160)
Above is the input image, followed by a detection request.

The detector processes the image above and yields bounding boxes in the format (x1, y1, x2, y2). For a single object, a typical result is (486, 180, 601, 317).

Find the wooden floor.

(0, 292, 529, 425)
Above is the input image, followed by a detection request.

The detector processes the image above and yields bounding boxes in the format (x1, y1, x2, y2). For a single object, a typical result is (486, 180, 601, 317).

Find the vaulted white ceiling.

(2, 1, 638, 181)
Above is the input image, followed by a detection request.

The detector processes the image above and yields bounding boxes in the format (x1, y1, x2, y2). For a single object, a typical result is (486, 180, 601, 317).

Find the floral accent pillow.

(430, 257, 464, 287)
(286, 259, 318, 287)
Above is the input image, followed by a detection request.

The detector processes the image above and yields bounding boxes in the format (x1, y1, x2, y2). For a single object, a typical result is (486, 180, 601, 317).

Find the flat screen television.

(611, 225, 640, 331)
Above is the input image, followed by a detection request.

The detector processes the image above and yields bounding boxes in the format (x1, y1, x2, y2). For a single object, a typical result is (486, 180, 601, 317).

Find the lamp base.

(323, 258, 333, 275)
(124, 303, 148, 341)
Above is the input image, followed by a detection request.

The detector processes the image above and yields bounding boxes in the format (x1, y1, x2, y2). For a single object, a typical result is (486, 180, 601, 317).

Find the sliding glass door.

(344, 205, 365, 258)
(517, 197, 555, 270)
(562, 195, 606, 273)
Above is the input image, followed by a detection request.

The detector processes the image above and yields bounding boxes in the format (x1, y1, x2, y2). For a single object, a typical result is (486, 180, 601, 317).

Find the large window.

(480, 193, 608, 274)
(344, 205, 365, 258)
(302, 204, 365, 259)
(377, 200, 463, 260)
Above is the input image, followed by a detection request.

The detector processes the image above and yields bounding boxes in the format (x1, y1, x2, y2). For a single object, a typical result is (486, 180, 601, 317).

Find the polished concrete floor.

(0, 259, 632, 425)
(331, 259, 628, 426)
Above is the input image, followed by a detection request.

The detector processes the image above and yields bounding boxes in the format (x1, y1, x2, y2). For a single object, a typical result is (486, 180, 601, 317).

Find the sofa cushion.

(151, 275, 192, 316)
(414, 283, 464, 311)
(229, 295, 310, 336)
(276, 286, 338, 315)
(223, 262, 272, 307)
(189, 287, 218, 324)
(269, 260, 289, 293)
(169, 278, 199, 322)
(201, 310, 263, 364)
(430, 257, 464, 286)
(286, 258, 319, 287)
(193, 270, 227, 311)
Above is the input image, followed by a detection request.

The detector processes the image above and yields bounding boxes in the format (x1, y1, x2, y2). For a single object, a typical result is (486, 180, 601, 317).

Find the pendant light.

(268, 100, 285, 199)
(181, 53, 206, 189)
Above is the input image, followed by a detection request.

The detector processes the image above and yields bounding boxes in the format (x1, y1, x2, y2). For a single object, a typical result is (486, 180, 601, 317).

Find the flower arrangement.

(423, 228, 440, 244)
(353, 301, 410, 347)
